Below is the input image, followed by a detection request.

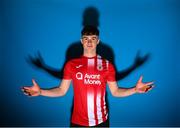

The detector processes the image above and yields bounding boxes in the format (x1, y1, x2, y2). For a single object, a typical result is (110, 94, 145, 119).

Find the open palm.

(135, 76, 154, 93)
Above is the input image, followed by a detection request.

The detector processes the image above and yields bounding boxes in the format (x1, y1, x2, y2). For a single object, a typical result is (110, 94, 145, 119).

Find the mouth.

(87, 45, 93, 48)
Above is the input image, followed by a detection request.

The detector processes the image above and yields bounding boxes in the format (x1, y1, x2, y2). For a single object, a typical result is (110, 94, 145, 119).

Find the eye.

(83, 37, 88, 41)
(92, 37, 97, 41)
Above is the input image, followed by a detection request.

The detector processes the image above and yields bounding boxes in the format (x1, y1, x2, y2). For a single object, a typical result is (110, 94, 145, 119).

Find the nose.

(87, 39, 92, 44)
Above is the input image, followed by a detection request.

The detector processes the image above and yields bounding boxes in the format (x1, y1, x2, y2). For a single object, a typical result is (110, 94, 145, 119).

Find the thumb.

(138, 75, 143, 83)
(32, 79, 38, 86)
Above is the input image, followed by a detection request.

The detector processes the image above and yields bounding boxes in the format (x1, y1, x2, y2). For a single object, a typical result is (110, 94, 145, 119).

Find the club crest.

(97, 64, 103, 71)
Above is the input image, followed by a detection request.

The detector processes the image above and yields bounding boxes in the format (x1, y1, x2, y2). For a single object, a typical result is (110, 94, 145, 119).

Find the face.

(81, 35, 99, 52)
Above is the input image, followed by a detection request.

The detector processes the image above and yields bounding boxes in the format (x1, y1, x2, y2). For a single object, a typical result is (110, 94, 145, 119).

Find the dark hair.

(81, 25, 99, 36)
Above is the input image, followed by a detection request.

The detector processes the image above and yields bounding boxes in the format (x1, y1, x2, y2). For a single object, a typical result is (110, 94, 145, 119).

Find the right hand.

(22, 79, 41, 96)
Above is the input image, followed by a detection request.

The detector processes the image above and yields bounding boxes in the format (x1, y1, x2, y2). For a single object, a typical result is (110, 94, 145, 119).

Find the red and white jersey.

(63, 55, 116, 126)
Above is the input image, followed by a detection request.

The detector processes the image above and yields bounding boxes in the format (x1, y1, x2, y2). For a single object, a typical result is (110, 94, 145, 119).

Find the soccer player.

(22, 25, 154, 127)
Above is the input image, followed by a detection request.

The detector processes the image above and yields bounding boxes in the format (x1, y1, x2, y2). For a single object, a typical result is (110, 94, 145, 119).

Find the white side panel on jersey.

(96, 93, 103, 124)
(103, 91, 107, 116)
(87, 92, 96, 126)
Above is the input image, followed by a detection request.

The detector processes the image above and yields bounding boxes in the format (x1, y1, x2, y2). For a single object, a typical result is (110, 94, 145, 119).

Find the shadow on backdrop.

(27, 6, 150, 81)
(26, 6, 151, 125)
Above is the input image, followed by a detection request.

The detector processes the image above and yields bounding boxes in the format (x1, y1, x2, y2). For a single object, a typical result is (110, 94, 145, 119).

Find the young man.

(22, 26, 154, 127)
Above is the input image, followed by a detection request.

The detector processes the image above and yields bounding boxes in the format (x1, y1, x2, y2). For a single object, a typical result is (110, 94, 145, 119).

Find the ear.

(80, 39, 83, 44)
(97, 39, 100, 45)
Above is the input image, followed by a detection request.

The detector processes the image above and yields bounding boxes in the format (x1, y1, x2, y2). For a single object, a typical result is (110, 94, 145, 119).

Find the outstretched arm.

(108, 76, 154, 97)
(22, 79, 71, 97)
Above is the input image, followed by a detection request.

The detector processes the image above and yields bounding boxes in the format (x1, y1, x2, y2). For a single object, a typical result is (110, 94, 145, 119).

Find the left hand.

(135, 75, 154, 93)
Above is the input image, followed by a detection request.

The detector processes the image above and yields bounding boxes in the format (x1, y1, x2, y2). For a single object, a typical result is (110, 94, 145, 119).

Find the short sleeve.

(106, 63, 116, 82)
(63, 61, 72, 80)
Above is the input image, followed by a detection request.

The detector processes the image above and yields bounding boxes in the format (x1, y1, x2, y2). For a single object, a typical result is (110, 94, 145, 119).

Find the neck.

(83, 51, 96, 58)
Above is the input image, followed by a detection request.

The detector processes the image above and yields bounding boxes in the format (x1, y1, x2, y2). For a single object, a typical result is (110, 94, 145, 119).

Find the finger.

(23, 88, 37, 94)
(22, 88, 29, 92)
(32, 79, 37, 86)
(21, 88, 34, 96)
(145, 81, 154, 86)
(23, 86, 31, 90)
(145, 87, 152, 93)
(21, 88, 29, 94)
(22, 89, 32, 95)
(138, 75, 143, 83)
(147, 88, 153, 92)
(23, 89, 32, 93)
(21, 88, 25, 92)
(145, 85, 155, 92)
(145, 86, 152, 92)
(147, 85, 155, 90)
(23, 92, 29, 96)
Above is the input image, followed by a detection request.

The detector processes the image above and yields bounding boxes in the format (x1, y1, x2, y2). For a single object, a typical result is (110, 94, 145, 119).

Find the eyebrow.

(82, 36, 98, 38)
